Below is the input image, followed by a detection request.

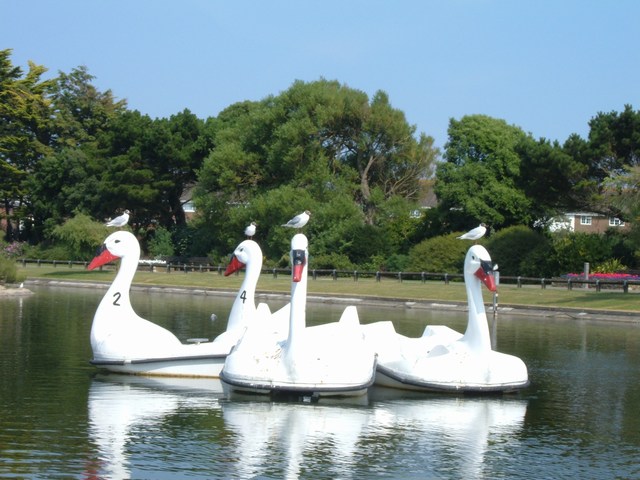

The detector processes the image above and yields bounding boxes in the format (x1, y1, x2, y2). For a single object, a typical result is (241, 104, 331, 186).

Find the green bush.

(21, 243, 75, 261)
(0, 257, 20, 284)
(407, 233, 468, 273)
(382, 253, 410, 272)
(148, 226, 175, 258)
(592, 258, 627, 274)
(486, 225, 553, 277)
(549, 232, 613, 275)
(50, 213, 113, 261)
(309, 252, 355, 271)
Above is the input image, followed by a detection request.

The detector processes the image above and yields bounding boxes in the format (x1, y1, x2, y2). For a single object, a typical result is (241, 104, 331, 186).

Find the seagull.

(281, 210, 310, 229)
(457, 223, 487, 241)
(244, 222, 257, 238)
(105, 210, 130, 228)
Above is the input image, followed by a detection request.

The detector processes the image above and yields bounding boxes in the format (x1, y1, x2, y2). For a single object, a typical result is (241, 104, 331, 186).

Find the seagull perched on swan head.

(105, 210, 130, 228)
(457, 223, 487, 241)
(282, 210, 310, 229)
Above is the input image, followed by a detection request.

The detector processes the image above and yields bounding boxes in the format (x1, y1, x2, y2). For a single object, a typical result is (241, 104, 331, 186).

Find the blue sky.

(2, 0, 639, 150)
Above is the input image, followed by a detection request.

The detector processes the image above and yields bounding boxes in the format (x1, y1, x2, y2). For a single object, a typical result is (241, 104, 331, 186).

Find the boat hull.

(374, 365, 529, 393)
(220, 368, 376, 398)
(91, 354, 227, 378)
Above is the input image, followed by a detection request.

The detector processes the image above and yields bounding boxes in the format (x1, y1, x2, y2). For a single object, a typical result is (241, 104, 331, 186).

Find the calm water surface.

(1, 285, 639, 479)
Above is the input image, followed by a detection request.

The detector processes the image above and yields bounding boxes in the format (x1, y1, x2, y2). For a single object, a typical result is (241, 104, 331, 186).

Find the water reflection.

(368, 388, 527, 479)
(223, 393, 371, 479)
(88, 375, 224, 479)
(88, 375, 527, 479)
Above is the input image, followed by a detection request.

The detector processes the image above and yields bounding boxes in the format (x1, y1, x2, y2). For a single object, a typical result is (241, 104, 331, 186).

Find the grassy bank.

(17, 263, 640, 313)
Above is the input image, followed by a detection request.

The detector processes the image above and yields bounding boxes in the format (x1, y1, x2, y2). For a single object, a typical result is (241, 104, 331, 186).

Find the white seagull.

(281, 210, 310, 229)
(457, 223, 487, 241)
(244, 222, 257, 238)
(105, 210, 130, 228)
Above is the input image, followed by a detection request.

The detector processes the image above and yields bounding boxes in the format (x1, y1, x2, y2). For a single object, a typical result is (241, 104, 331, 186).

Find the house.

(410, 179, 438, 218)
(549, 212, 628, 233)
(180, 186, 197, 221)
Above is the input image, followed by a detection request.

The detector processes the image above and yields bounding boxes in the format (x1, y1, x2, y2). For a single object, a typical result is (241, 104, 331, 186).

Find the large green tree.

(604, 165, 640, 257)
(434, 114, 596, 233)
(578, 105, 640, 219)
(195, 79, 437, 263)
(434, 115, 532, 232)
(96, 109, 208, 232)
(516, 136, 591, 223)
(586, 104, 640, 180)
(0, 49, 55, 241)
(25, 66, 127, 241)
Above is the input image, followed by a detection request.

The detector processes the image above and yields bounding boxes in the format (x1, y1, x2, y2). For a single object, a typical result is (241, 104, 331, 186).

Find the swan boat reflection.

(88, 376, 527, 479)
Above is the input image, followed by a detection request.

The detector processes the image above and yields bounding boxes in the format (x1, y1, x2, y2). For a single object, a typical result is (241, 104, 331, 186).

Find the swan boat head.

(88, 230, 139, 271)
(466, 244, 497, 295)
(223, 239, 264, 333)
(461, 244, 497, 352)
(289, 233, 308, 337)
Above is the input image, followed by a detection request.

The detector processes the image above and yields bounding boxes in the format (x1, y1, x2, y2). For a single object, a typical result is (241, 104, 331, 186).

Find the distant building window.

(183, 201, 195, 213)
(609, 217, 625, 227)
(580, 216, 592, 225)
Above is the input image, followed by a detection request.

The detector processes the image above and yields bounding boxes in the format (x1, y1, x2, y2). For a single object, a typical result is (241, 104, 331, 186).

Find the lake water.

(1, 285, 639, 479)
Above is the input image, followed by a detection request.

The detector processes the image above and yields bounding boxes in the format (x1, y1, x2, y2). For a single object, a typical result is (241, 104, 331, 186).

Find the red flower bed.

(565, 272, 640, 281)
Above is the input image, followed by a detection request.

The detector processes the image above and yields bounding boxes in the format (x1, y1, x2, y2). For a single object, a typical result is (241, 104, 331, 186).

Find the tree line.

(1, 48, 639, 277)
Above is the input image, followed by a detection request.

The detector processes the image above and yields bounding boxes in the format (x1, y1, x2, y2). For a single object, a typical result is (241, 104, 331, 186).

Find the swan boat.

(87, 231, 269, 377)
(362, 245, 529, 393)
(220, 233, 378, 397)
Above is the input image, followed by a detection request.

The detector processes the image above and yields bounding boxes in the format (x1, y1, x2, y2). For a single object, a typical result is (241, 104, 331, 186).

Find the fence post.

(584, 262, 590, 289)
(444, 273, 449, 285)
(623, 280, 629, 293)
(376, 271, 381, 282)
(273, 268, 277, 279)
(541, 278, 546, 289)
(421, 272, 426, 283)
(596, 279, 601, 292)
(517, 276, 522, 288)
(332, 269, 337, 281)
(568, 279, 573, 290)
(353, 270, 358, 282)
(312, 269, 317, 280)
(398, 272, 403, 282)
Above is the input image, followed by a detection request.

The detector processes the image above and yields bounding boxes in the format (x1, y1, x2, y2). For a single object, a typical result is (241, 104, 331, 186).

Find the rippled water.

(1, 286, 639, 479)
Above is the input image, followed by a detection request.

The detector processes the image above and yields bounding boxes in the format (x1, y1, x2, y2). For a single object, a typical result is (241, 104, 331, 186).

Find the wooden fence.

(18, 258, 640, 293)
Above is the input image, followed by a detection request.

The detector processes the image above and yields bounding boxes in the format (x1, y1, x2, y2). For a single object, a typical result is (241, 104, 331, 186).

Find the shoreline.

(19, 278, 640, 325)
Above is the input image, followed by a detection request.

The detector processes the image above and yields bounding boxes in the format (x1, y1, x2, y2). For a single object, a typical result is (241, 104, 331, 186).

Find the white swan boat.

(87, 231, 268, 377)
(220, 233, 377, 397)
(362, 245, 529, 393)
